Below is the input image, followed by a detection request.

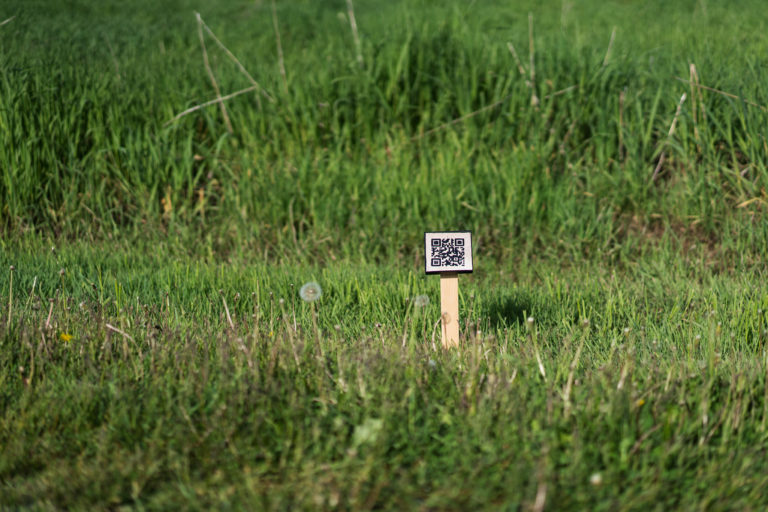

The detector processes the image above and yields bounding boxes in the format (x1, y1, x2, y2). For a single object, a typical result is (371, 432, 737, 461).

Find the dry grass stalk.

(651, 92, 687, 182)
(563, 337, 585, 416)
(44, 298, 55, 330)
(675, 77, 767, 112)
(602, 27, 616, 67)
(346, 0, 364, 67)
(221, 294, 235, 330)
(164, 84, 260, 126)
(506, 42, 527, 77)
(199, 15, 274, 104)
(618, 88, 626, 161)
(7, 266, 13, 326)
(688, 63, 702, 143)
(532, 480, 547, 512)
(270, 0, 288, 94)
(412, 83, 577, 142)
(196, 12, 233, 133)
(528, 13, 539, 108)
(106, 322, 136, 344)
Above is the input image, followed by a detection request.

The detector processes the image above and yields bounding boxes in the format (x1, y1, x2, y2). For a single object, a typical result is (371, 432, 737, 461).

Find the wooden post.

(424, 231, 473, 349)
(440, 272, 459, 348)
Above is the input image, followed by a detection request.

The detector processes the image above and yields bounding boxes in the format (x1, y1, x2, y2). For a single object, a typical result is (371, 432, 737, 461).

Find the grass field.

(2, 0, 768, 509)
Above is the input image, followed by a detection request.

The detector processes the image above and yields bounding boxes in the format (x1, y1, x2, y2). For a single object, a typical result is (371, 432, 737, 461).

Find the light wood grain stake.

(425, 231, 472, 349)
(440, 272, 460, 348)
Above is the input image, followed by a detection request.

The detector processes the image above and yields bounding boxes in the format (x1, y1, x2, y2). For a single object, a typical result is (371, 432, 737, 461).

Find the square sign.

(424, 231, 473, 274)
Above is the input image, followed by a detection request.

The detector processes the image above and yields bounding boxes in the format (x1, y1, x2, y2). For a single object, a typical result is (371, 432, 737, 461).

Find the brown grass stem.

(528, 13, 539, 108)
(602, 27, 616, 67)
(7, 266, 13, 326)
(270, 0, 288, 94)
(346, 0, 364, 67)
(411, 85, 581, 142)
(45, 298, 54, 330)
(675, 77, 767, 112)
(196, 12, 233, 133)
(563, 336, 585, 417)
(506, 42, 527, 77)
(651, 92, 686, 182)
(164, 84, 260, 126)
(221, 294, 235, 330)
(199, 15, 274, 104)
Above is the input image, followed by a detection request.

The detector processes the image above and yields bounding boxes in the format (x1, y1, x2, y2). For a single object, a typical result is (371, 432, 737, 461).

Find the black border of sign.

(424, 231, 474, 274)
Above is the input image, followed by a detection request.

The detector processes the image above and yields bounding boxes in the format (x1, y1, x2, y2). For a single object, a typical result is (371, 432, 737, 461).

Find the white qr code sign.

(424, 231, 473, 274)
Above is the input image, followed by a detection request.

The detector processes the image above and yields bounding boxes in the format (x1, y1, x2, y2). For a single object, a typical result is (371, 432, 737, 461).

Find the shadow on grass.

(484, 289, 541, 329)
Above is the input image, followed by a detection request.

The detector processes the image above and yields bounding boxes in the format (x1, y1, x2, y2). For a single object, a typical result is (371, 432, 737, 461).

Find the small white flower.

(299, 282, 322, 302)
(590, 473, 602, 486)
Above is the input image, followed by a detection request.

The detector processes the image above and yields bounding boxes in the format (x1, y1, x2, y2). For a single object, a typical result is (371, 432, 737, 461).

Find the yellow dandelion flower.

(59, 333, 73, 342)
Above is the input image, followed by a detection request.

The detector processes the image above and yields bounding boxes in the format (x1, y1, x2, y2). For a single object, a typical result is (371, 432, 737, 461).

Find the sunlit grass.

(1, 0, 767, 262)
(2, 241, 768, 508)
(2, 0, 768, 508)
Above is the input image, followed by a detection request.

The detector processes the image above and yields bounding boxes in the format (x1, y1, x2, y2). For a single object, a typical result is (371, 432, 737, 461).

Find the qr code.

(430, 238, 465, 267)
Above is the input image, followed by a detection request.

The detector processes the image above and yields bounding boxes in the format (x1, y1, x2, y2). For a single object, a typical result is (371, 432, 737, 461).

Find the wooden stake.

(440, 272, 459, 348)
(424, 231, 472, 349)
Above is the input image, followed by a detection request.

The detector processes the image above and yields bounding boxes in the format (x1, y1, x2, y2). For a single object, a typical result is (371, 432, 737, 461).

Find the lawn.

(2, 0, 768, 509)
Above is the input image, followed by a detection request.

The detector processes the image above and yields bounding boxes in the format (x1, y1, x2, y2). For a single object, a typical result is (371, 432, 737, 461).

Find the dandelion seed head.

(527, 316, 534, 325)
(413, 295, 430, 308)
(279, 298, 285, 305)
(299, 281, 322, 302)
(590, 473, 602, 486)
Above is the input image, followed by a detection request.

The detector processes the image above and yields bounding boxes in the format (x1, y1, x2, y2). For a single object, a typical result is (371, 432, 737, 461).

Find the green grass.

(2, 240, 768, 509)
(2, 0, 767, 261)
(2, 0, 768, 509)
